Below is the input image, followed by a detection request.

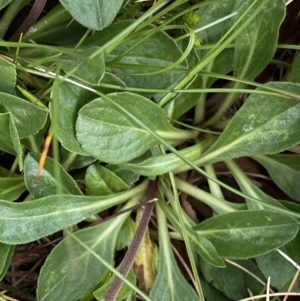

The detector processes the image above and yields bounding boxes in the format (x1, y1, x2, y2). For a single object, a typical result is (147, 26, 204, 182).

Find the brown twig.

(104, 180, 158, 301)
(9, 0, 47, 41)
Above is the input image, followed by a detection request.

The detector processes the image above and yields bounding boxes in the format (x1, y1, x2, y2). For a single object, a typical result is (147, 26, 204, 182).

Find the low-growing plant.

(0, 0, 300, 300)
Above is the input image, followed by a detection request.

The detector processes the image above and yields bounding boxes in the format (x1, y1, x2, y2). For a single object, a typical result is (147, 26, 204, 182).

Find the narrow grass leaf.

(194, 210, 299, 258)
(24, 152, 82, 198)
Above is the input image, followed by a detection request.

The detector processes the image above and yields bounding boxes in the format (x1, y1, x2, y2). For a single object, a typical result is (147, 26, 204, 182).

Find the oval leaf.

(85, 22, 187, 93)
(55, 82, 96, 155)
(194, 210, 299, 258)
(24, 153, 82, 198)
(201, 82, 300, 164)
(76, 92, 183, 164)
(59, 0, 123, 30)
(0, 92, 48, 138)
(85, 164, 128, 196)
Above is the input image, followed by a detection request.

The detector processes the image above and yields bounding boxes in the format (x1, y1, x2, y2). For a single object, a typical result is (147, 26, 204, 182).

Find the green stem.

(203, 81, 242, 127)
(204, 164, 224, 200)
(193, 92, 206, 124)
(157, 129, 197, 141)
(174, 176, 238, 214)
(0, 0, 30, 39)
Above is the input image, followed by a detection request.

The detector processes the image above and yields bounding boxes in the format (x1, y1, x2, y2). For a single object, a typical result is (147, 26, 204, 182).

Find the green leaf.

(201, 280, 233, 301)
(24, 152, 82, 198)
(56, 73, 125, 156)
(201, 258, 265, 300)
(0, 177, 26, 201)
(194, 210, 299, 258)
(150, 207, 199, 301)
(290, 53, 300, 83)
(0, 113, 18, 155)
(59, 0, 123, 30)
(85, 164, 129, 196)
(106, 165, 139, 186)
(159, 198, 224, 267)
(256, 232, 300, 290)
(164, 75, 203, 120)
(22, 4, 85, 44)
(191, 232, 225, 268)
(0, 243, 14, 281)
(58, 46, 105, 85)
(195, 0, 244, 45)
(21, 127, 46, 153)
(76, 92, 190, 164)
(9, 115, 23, 171)
(94, 268, 136, 301)
(0, 181, 147, 244)
(195, 0, 243, 87)
(0, 0, 12, 10)
(0, 92, 48, 138)
(201, 82, 300, 165)
(55, 81, 96, 155)
(226, 160, 287, 210)
(0, 57, 16, 94)
(253, 154, 300, 202)
(86, 21, 186, 93)
(61, 145, 96, 171)
(119, 143, 203, 176)
(234, 0, 285, 80)
(37, 213, 129, 301)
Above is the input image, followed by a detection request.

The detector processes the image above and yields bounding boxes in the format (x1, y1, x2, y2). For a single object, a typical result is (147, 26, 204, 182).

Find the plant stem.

(104, 180, 157, 301)
(174, 176, 237, 214)
(0, 0, 30, 39)
(203, 81, 242, 127)
(204, 164, 224, 200)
